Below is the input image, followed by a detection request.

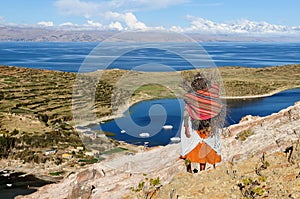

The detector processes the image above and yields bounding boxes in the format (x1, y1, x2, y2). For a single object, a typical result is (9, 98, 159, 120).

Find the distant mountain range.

(1, 26, 300, 42)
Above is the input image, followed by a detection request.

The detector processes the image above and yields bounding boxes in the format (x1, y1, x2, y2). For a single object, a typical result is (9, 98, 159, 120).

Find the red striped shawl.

(184, 84, 223, 120)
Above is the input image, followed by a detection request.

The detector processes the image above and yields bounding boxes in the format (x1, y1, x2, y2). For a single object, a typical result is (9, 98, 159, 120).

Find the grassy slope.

(219, 64, 300, 97)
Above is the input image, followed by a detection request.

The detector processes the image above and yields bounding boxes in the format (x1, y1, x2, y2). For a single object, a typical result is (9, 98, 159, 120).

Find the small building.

(76, 146, 84, 151)
(85, 151, 94, 157)
(45, 149, 56, 156)
(96, 134, 105, 138)
(91, 149, 99, 155)
(71, 146, 84, 153)
(62, 153, 73, 159)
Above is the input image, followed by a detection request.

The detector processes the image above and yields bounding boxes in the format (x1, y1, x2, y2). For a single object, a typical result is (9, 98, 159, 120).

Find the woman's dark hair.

(191, 118, 211, 130)
(191, 73, 210, 91)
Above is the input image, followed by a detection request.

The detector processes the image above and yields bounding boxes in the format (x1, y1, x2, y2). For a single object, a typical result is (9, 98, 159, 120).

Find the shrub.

(235, 129, 254, 141)
(130, 174, 162, 199)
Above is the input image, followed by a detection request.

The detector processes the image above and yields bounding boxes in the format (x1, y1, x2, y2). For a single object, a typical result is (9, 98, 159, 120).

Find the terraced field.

(0, 66, 76, 128)
(0, 66, 129, 130)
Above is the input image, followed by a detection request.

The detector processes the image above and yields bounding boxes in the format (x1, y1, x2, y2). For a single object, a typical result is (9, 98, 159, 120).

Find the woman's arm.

(184, 106, 191, 138)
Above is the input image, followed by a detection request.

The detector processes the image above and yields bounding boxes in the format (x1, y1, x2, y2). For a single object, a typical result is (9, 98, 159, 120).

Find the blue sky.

(1, 0, 300, 34)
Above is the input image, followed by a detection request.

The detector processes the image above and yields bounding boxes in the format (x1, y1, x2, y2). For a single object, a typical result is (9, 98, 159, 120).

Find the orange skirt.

(183, 130, 221, 164)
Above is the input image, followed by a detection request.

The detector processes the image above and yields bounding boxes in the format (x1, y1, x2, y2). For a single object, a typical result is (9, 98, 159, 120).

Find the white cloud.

(58, 20, 104, 30)
(86, 20, 102, 28)
(59, 22, 77, 26)
(292, 26, 300, 31)
(38, 21, 54, 27)
(122, 12, 147, 30)
(54, 0, 155, 30)
(109, 21, 123, 31)
(170, 25, 185, 32)
(184, 15, 294, 34)
(105, 12, 147, 30)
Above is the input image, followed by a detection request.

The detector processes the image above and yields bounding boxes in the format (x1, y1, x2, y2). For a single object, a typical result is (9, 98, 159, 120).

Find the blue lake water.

(226, 88, 300, 124)
(93, 99, 185, 147)
(1, 42, 300, 72)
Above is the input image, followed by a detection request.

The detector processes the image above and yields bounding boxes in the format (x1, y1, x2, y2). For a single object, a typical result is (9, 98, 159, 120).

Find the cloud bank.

(34, 16, 300, 35)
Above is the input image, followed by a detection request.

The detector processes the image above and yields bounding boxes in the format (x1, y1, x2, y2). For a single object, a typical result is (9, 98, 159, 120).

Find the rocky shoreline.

(17, 101, 300, 199)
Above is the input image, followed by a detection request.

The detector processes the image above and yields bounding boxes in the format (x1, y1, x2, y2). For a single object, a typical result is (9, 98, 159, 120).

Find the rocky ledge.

(18, 101, 300, 199)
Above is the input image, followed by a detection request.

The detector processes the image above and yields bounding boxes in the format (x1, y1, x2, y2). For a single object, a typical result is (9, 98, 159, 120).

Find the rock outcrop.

(222, 101, 300, 163)
(18, 101, 300, 199)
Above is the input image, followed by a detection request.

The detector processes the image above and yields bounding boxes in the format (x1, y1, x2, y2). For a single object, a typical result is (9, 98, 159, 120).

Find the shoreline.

(221, 87, 299, 100)
(224, 86, 300, 100)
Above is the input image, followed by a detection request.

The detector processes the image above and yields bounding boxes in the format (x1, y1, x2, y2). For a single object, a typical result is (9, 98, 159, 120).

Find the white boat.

(2, 173, 10, 177)
(120, 130, 126, 134)
(139, 133, 150, 138)
(163, 125, 173, 130)
(6, 184, 12, 188)
(170, 137, 181, 143)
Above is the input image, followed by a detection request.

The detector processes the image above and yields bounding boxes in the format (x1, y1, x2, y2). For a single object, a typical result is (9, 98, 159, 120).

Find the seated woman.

(180, 73, 224, 173)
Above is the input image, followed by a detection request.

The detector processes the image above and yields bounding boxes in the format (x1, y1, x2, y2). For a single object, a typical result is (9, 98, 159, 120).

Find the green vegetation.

(184, 158, 191, 166)
(237, 153, 270, 198)
(0, 134, 16, 158)
(102, 147, 128, 155)
(130, 174, 162, 199)
(134, 84, 176, 99)
(0, 126, 86, 165)
(49, 171, 65, 176)
(103, 131, 116, 137)
(219, 64, 300, 97)
(238, 176, 267, 198)
(78, 158, 98, 164)
(235, 129, 254, 141)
